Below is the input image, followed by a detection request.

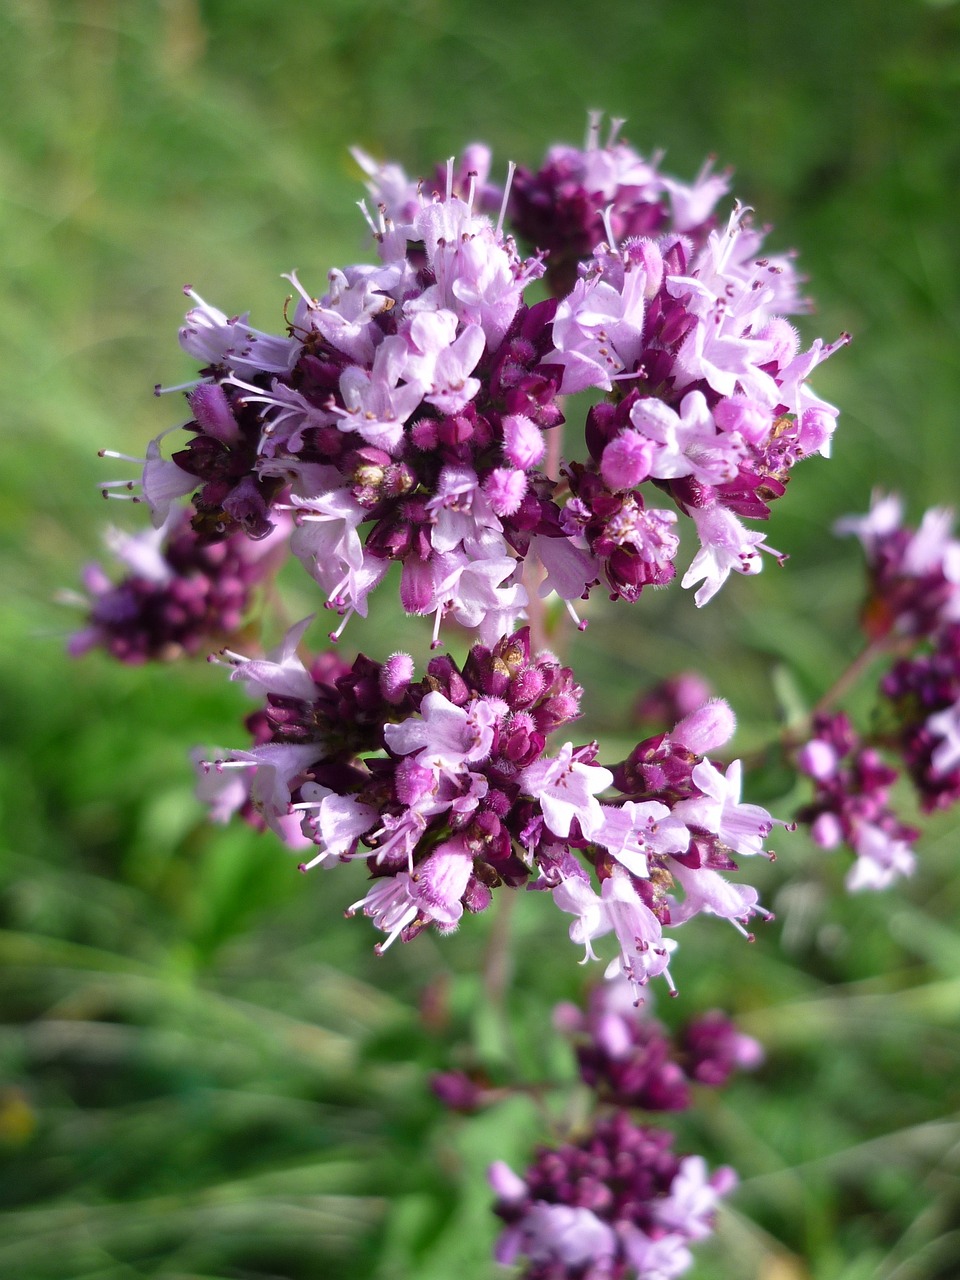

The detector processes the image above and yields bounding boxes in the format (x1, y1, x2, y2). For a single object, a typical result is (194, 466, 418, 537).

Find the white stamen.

(200, 757, 257, 773)
(600, 204, 618, 252)
(496, 162, 516, 238)
(328, 608, 355, 643)
(281, 270, 317, 308)
(154, 379, 203, 396)
(563, 598, 588, 632)
(298, 850, 329, 872)
(99, 450, 145, 464)
(607, 117, 626, 148)
(585, 109, 603, 151)
(356, 199, 380, 238)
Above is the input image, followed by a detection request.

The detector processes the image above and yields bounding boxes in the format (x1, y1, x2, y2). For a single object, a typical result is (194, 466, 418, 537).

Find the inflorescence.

(71, 113, 921, 1280)
(73, 114, 842, 985)
(794, 492, 960, 888)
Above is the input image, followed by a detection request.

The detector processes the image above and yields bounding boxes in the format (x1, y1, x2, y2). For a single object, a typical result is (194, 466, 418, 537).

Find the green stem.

(483, 889, 518, 1059)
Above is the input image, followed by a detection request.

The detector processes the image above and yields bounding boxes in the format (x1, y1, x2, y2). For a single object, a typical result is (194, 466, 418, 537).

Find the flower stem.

(483, 887, 518, 1057)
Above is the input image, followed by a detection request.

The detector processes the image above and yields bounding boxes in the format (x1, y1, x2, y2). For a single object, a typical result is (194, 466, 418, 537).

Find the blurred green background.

(3, 1, 960, 1277)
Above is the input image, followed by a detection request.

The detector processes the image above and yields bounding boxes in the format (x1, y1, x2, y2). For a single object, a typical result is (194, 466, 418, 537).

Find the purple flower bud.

(380, 651, 415, 703)
(713, 395, 772, 446)
(399, 556, 434, 613)
(811, 811, 844, 848)
(394, 757, 436, 806)
(671, 698, 736, 754)
(600, 430, 654, 490)
(484, 467, 528, 516)
(798, 406, 836, 455)
(430, 1070, 486, 1112)
(410, 839, 473, 926)
(502, 412, 545, 468)
(189, 382, 242, 444)
(684, 1010, 764, 1086)
(627, 236, 664, 297)
(633, 672, 713, 728)
(756, 316, 800, 365)
(797, 738, 838, 781)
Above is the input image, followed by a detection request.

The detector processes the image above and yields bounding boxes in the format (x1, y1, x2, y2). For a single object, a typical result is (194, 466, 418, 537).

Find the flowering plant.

(71, 113, 958, 1278)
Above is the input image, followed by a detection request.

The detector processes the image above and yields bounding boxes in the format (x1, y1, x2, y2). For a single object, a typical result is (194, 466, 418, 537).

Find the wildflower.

(836, 491, 960, 639)
(795, 712, 918, 890)
(67, 508, 288, 663)
(199, 623, 774, 977)
(557, 978, 761, 1110)
(490, 1110, 736, 1280)
(881, 622, 960, 812)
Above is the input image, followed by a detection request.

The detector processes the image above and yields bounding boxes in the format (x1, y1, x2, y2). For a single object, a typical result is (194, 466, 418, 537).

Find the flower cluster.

(66, 507, 288, 663)
(198, 624, 777, 987)
(795, 712, 918, 891)
(508, 113, 732, 297)
(93, 117, 844, 654)
(72, 119, 866, 1278)
(555, 977, 762, 1110)
(836, 490, 960, 640)
(793, 493, 960, 886)
(490, 1110, 736, 1280)
(882, 623, 960, 812)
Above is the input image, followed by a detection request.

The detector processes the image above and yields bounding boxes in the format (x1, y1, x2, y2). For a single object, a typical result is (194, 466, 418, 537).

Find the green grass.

(4, 1, 960, 1276)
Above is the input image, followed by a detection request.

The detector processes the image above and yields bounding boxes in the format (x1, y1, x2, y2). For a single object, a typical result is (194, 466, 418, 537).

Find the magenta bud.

(511, 667, 546, 707)
(551, 1000, 584, 1035)
(431, 1070, 485, 1113)
(488, 1159, 527, 1202)
(798, 407, 836, 456)
(410, 419, 439, 451)
(797, 738, 838, 781)
(410, 841, 473, 926)
(811, 811, 844, 849)
(714, 395, 771, 446)
(394, 758, 435, 806)
(380, 651, 415, 704)
(671, 697, 736, 754)
(189, 383, 241, 444)
(484, 466, 528, 516)
(634, 672, 713, 726)
(711, 1165, 739, 1197)
(399, 557, 434, 614)
(462, 876, 492, 914)
(757, 316, 800, 366)
(600, 430, 654, 491)
(502, 413, 545, 469)
(625, 237, 664, 298)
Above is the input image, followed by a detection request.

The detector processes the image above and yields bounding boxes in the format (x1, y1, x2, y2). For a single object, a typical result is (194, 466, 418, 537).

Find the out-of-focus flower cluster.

(555, 976, 763, 1109)
(480, 979, 754, 1280)
(796, 711, 918, 891)
(795, 492, 960, 888)
(67, 507, 288, 663)
(197, 624, 777, 988)
(490, 1114, 735, 1280)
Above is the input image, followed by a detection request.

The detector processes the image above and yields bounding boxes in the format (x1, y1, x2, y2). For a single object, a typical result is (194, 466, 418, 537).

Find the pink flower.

(681, 504, 781, 606)
(410, 837, 475, 927)
(630, 391, 740, 485)
(384, 690, 498, 776)
(552, 869, 674, 992)
(521, 743, 613, 839)
(673, 759, 774, 857)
